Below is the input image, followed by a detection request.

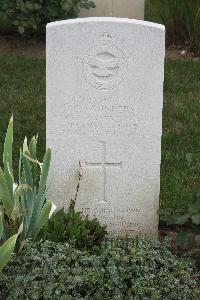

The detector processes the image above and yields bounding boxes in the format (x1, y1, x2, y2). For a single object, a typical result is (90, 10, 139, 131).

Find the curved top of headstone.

(47, 17, 165, 31)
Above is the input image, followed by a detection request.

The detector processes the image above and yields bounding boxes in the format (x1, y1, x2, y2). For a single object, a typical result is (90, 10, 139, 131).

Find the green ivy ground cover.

(0, 54, 200, 210)
(0, 238, 199, 299)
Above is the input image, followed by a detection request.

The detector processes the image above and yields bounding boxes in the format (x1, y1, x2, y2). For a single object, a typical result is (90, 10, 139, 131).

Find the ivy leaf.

(159, 208, 175, 225)
(191, 214, 200, 225)
(174, 214, 189, 225)
(26, 1, 33, 9)
(13, 20, 19, 26)
(176, 231, 194, 247)
(89, 1, 96, 8)
(61, 1, 70, 10)
(189, 192, 200, 214)
(18, 26, 24, 34)
(34, 4, 41, 9)
(32, 23, 37, 30)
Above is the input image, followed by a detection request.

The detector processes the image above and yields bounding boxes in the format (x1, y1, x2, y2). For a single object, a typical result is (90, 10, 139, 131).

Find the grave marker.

(46, 18, 165, 236)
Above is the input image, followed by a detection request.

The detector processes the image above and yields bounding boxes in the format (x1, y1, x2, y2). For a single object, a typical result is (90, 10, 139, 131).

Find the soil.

(166, 47, 194, 60)
(0, 34, 199, 61)
(0, 34, 45, 57)
(159, 224, 200, 270)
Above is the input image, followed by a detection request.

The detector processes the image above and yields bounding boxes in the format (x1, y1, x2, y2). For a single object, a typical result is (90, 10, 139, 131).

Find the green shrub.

(0, 238, 199, 299)
(38, 200, 107, 252)
(146, 0, 200, 56)
(0, 0, 95, 34)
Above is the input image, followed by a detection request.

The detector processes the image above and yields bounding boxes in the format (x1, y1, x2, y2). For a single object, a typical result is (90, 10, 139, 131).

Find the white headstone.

(46, 18, 165, 237)
(79, 0, 145, 20)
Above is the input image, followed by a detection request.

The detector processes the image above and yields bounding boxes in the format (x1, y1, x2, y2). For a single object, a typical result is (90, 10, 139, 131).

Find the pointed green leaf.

(23, 137, 30, 157)
(0, 211, 8, 241)
(29, 135, 38, 185)
(0, 167, 13, 216)
(29, 136, 37, 160)
(0, 235, 17, 271)
(18, 149, 22, 186)
(37, 148, 51, 200)
(31, 200, 52, 238)
(0, 223, 22, 272)
(0, 212, 3, 239)
(20, 154, 35, 238)
(3, 116, 13, 173)
(21, 153, 33, 187)
(3, 116, 14, 200)
(28, 192, 46, 237)
(20, 186, 34, 239)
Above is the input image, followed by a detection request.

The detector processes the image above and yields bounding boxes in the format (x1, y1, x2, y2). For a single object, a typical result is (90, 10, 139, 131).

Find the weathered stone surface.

(79, 0, 145, 20)
(46, 18, 165, 236)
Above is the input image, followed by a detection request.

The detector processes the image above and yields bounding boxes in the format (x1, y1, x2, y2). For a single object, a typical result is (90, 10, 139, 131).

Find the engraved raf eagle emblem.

(76, 34, 128, 90)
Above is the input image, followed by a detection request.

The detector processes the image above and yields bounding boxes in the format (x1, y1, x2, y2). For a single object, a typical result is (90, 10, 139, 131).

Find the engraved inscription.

(78, 208, 143, 233)
(51, 95, 138, 137)
(76, 33, 128, 90)
(85, 141, 122, 203)
(78, 207, 141, 215)
(57, 120, 137, 136)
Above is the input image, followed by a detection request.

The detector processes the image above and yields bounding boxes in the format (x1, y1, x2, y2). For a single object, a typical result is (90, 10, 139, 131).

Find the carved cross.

(85, 141, 122, 203)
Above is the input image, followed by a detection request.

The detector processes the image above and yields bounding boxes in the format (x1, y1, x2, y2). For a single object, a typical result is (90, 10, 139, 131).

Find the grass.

(0, 54, 45, 167)
(0, 53, 200, 209)
(161, 59, 200, 208)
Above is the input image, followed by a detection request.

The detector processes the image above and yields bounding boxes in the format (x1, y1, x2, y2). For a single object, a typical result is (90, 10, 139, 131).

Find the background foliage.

(146, 0, 200, 56)
(0, 238, 199, 299)
(0, 0, 95, 33)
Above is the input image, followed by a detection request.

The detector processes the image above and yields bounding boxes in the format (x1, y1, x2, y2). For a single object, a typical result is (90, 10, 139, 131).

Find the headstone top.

(47, 17, 165, 31)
